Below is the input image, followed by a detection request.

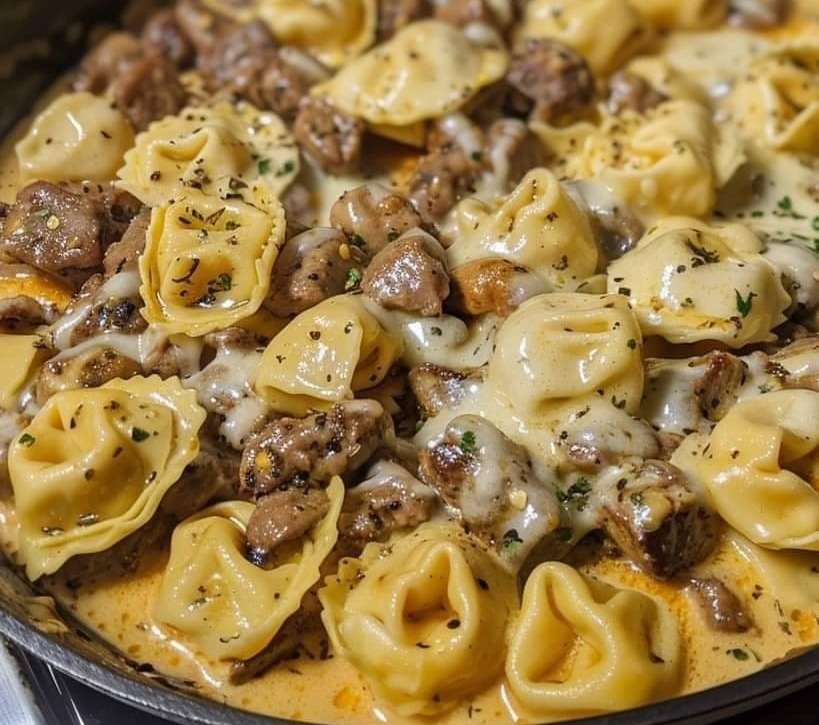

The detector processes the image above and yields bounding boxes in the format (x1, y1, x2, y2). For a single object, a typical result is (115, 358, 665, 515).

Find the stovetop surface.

(2, 639, 817, 725)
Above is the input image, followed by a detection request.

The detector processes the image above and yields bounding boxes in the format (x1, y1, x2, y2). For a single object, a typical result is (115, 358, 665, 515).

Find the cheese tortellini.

(202, 0, 376, 69)
(155, 477, 343, 661)
(8, 376, 205, 579)
(16, 92, 135, 184)
(534, 100, 744, 221)
(629, 0, 727, 28)
(139, 191, 285, 336)
(446, 169, 600, 288)
(312, 20, 507, 125)
(517, 0, 648, 74)
(607, 217, 790, 347)
(117, 103, 299, 207)
(506, 563, 683, 717)
(673, 390, 819, 551)
(486, 293, 644, 422)
(724, 45, 819, 154)
(0, 334, 47, 410)
(256, 295, 401, 414)
(319, 523, 517, 716)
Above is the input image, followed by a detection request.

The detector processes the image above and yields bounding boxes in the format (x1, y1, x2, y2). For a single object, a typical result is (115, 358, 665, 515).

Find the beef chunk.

(140, 8, 195, 67)
(339, 460, 436, 549)
(433, 0, 503, 27)
(729, 0, 790, 28)
(484, 119, 548, 195)
(377, 0, 430, 40)
(688, 577, 752, 633)
(329, 183, 429, 256)
(448, 259, 549, 317)
(506, 38, 595, 123)
(35, 346, 141, 405)
(264, 227, 367, 318)
(408, 362, 484, 418)
(361, 231, 450, 316)
(103, 207, 149, 277)
(246, 487, 330, 561)
(0, 296, 59, 331)
(111, 53, 188, 131)
(587, 201, 645, 261)
(599, 460, 719, 579)
(73, 32, 143, 94)
(607, 71, 667, 115)
(418, 415, 564, 572)
(1, 183, 122, 277)
(293, 97, 364, 175)
(239, 400, 390, 496)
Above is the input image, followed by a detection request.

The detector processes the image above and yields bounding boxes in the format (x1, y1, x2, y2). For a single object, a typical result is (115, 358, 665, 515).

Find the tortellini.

(16, 92, 135, 184)
(673, 390, 819, 551)
(117, 103, 299, 207)
(506, 563, 682, 717)
(629, 0, 726, 28)
(312, 20, 507, 125)
(517, 0, 648, 74)
(486, 293, 644, 422)
(319, 523, 517, 716)
(607, 217, 790, 347)
(139, 191, 285, 336)
(534, 100, 744, 221)
(0, 334, 47, 410)
(724, 45, 819, 154)
(202, 0, 376, 69)
(256, 295, 401, 415)
(446, 169, 600, 289)
(8, 376, 205, 579)
(155, 477, 343, 661)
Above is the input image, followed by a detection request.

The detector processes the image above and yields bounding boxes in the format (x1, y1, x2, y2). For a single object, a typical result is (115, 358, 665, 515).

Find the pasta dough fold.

(672, 390, 819, 551)
(0, 334, 47, 410)
(8, 376, 205, 579)
(154, 477, 343, 660)
(319, 523, 517, 716)
(506, 562, 682, 717)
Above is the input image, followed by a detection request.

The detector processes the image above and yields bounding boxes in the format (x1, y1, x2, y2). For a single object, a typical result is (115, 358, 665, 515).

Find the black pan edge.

(0, 601, 817, 725)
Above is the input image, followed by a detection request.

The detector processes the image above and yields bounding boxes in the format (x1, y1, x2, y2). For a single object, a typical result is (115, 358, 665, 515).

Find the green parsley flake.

(257, 158, 271, 175)
(345, 267, 363, 291)
(728, 648, 749, 661)
(18, 433, 35, 447)
(556, 477, 592, 512)
(734, 289, 757, 318)
(216, 273, 232, 291)
(275, 160, 296, 177)
(459, 430, 477, 454)
(131, 427, 150, 443)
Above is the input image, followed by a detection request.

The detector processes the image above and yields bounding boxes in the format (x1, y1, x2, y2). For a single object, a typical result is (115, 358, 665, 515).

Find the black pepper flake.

(446, 619, 461, 629)
(150, 171, 161, 181)
(309, 330, 321, 341)
(476, 578, 489, 591)
(84, 469, 95, 480)
(131, 427, 150, 442)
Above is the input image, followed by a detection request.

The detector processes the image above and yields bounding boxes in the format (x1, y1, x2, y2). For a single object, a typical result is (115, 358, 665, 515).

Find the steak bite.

(448, 258, 549, 317)
(239, 400, 391, 496)
(408, 362, 484, 418)
(293, 97, 364, 175)
(361, 231, 450, 317)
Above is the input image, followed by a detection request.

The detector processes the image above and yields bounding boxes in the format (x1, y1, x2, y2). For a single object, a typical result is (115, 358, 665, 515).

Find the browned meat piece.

(293, 97, 364, 175)
(688, 578, 752, 633)
(407, 141, 483, 224)
(246, 487, 330, 561)
(71, 295, 147, 346)
(35, 347, 141, 405)
(771, 336, 819, 391)
(607, 71, 667, 115)
(329, 183, 430, 256)
(408, 362, 484, 418)
(655, 430, 685, 460)
(264, 228, 367, 318)
(111, 54, 187, 131)
(587, 202, 645, 261)
(103, 208, 149, 277)
(73, 32, 143, 94)
(239, 400, 391, 496)
(433, 0, 503, 27)
(0, 296, 59, 331)
(693, 351, 747, 421)
(377, 0, 430, 40)
(0, 183, 123, 278)
(173, 0, 235, 53)
(506, 38, 595, 123)
(361, 232, 450, 317)
(338, 460, 436, 549)
(418, 415, 564, 572)
(484, 119, 548, 195)
(448, 259, 549, 317)
(729, 0, 790, 28)
(600, 460, 719, 579)
(140, 9, 196, 67)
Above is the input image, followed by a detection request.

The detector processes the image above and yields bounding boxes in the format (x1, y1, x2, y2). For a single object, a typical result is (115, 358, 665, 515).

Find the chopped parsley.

(556, 477, 592, 512)
(501, 529, 524, 555)
(131, 427, 150, 443)
(626, 338, 637, 350)
(275, 160, 296, 177)
(630, 492, 644, 507)
(345, 267, 363, 291)
(734, 289, 757, 318)
(257, 158, 271, 175)
(18, 433, 35, 447)
(727, 648, 749, 661)
(349, 233, 366, 248)
(813, 216, 819, 232)
(470, 151, 483, 163)
(777, 195, 793, 212)
(459, 430, 477, 454)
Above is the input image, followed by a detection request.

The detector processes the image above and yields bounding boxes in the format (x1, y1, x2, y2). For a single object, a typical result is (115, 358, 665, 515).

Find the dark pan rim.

(0, 603, 817, 725)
